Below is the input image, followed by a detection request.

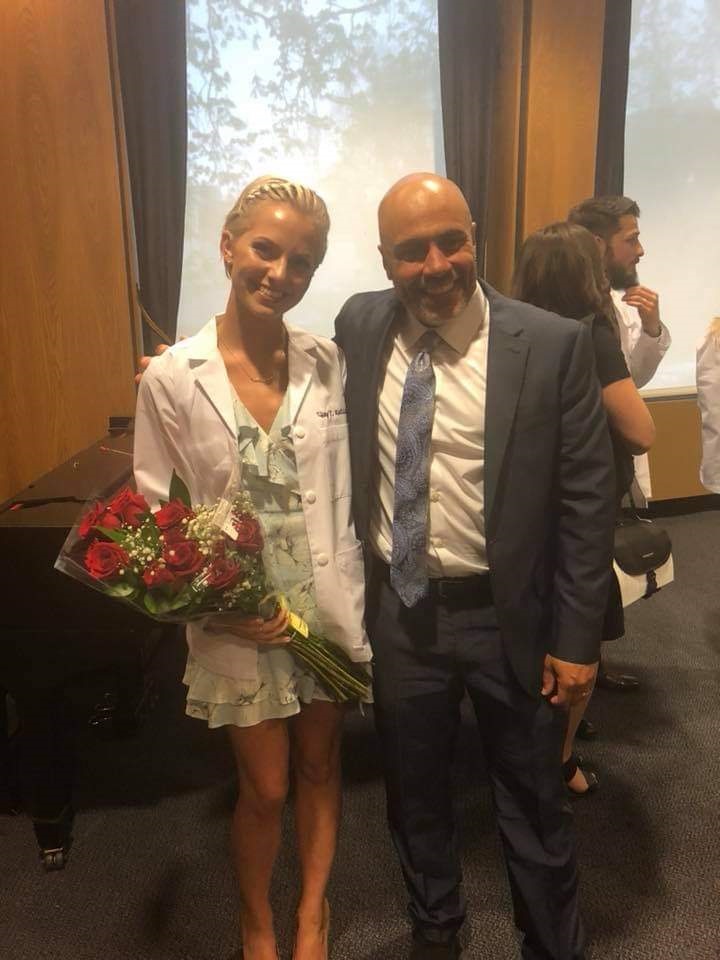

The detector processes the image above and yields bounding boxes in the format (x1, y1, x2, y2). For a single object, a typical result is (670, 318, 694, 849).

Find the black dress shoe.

(576, 717, 598, 740)
(410, 934, 463, 959)
(596, 670, 640, 691)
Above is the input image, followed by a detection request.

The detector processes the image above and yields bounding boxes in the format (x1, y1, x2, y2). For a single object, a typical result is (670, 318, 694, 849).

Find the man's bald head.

(378, 173, 473, 246)
(377, 173, 477, 327)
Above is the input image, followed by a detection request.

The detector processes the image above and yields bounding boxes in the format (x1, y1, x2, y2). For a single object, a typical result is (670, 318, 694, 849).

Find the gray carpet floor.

(1, 506, 719, 960)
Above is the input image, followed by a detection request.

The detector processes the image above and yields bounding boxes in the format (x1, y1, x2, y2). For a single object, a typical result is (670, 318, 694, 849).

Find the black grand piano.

(0, 425, 163, 869)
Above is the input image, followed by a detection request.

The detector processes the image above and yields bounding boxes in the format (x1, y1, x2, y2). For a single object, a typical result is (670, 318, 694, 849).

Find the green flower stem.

(296, 631, 366, 674)
(294, 636, 368, 685)
(288, 633, 370, 701)
(289, 645, 361, 702)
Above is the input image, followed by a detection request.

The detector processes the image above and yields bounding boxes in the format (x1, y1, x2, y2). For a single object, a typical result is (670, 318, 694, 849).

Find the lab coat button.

(305, 491, 317, 504)
(317, 553, 329, 566)
(294, 426, 306, 439)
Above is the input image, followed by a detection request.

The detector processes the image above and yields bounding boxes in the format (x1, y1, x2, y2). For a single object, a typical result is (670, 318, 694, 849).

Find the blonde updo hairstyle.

(707, 317, 720, 348)
(222, 175, 331, 277)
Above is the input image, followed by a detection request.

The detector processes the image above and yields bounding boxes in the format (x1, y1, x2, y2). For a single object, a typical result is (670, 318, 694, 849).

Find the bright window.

(624, 0, 720, 391)
(178, 0, 445, 339)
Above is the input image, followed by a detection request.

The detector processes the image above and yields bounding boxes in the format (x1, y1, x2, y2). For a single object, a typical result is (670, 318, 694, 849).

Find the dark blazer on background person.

(334, 280, 616, 696)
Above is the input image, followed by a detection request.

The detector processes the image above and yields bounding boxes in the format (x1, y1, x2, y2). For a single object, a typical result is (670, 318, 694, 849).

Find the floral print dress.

(183, 389, 331, 728)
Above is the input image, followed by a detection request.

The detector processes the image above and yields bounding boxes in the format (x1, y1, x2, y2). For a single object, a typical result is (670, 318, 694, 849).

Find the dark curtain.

(437, 0, 500, 270)
(114, 0, 187, 350)
(594, 0, 632, 196)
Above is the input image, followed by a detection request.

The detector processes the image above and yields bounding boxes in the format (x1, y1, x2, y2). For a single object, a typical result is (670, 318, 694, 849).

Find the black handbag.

(613, 503, 673, 602)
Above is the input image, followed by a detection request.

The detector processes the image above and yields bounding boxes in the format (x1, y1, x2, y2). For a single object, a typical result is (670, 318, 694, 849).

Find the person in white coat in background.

(697, 317, 720, 494)
(134, 176, 371, 960)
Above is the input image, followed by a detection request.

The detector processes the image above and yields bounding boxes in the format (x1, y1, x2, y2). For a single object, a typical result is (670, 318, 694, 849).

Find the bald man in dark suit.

(334, 173, 615, 960)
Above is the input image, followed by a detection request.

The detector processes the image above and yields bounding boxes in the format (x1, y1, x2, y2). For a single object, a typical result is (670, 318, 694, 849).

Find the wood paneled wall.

(521, 0, 606, 236)
(646, 399, 707, 501)
(485, 0, 606, 294)
(0, 0, 137, 503)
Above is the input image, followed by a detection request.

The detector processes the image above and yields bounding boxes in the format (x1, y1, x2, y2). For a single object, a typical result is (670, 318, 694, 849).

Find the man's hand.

(541, 655, 598, 707)
(134, 342, 173, 384)
(622, 285, 661, 337)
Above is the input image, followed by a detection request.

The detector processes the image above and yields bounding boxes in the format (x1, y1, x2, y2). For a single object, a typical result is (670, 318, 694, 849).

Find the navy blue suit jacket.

(334, 281, 615, 695)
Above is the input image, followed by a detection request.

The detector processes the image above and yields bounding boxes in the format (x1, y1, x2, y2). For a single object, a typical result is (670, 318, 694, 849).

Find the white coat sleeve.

(697, 336, 720, 494)
(133, 357, 195, 510)
(629, 323, 671, 388)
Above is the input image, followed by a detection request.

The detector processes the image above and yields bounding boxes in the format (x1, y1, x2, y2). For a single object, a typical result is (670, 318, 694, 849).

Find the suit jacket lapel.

(357, 294, 399, 469)
(361, 293, 398, 396)
(483, 285, 529, 534)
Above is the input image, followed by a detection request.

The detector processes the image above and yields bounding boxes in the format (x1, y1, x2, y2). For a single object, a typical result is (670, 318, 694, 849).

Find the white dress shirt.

(370, 283, 489, 576)
(611, 289, 672, 500)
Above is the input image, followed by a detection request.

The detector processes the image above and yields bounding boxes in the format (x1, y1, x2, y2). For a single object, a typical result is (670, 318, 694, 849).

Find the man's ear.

(378, 243, 393, 282)
(593, 233, 607, 257)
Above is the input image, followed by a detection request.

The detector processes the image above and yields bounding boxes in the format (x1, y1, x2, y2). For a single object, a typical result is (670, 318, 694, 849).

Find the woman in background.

(697, 318, 720, 494)
(512, 221, 655, 795)
(134, 176, 371, 960)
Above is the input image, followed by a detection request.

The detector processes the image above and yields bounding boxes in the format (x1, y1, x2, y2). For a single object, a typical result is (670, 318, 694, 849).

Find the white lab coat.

(697, 331, 720, 494)
(134, 316, 371, 681)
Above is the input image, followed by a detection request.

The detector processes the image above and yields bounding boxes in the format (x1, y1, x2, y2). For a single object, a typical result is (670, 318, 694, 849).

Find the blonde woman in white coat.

(697, 317, 720, 494)
(134, 177, 371, 960)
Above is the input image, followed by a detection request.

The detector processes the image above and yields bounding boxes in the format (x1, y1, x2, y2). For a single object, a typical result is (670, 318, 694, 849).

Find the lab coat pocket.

(334, 541, 368, 652)
(335, 540, 364, 579)
(321, 422, 352, 501)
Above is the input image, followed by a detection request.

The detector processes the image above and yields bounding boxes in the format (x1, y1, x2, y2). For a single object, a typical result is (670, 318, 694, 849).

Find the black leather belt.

(375, 559, 493, 609)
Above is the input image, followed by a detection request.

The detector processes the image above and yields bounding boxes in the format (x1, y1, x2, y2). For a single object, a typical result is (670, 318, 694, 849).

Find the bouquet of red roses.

(55, 472, 370, 702)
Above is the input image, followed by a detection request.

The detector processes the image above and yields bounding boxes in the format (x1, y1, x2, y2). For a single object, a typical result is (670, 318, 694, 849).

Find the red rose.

(204, 556, 242, 590)
(232, 513, 263, 553)
(154, 499, 194, 531)
(142, 561, 179, 589)
(161, 525, 186, 544)
(162, 539, 205, 577)
(106, 488, 150, 528)
(84, 541, 130, 581)
(78, 501, 106, 539)
(99, 510, 122, 531)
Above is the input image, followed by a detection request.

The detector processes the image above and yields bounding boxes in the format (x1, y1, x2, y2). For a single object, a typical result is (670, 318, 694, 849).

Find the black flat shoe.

(563, 754, 599, 796)
(576, 717, 598, 740)
(596, 670, 640, 691)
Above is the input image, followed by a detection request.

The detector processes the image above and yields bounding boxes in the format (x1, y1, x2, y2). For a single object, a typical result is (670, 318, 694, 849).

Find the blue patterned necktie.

(390, 331, 439, 606)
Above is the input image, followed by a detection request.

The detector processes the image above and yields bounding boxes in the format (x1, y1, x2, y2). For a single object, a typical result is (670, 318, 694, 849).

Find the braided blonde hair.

(222, 175, 330, 276)
(707, 317, 720, 348)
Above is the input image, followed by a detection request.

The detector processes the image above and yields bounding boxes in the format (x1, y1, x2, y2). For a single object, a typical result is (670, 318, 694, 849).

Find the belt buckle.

(434, 578, 453, 602)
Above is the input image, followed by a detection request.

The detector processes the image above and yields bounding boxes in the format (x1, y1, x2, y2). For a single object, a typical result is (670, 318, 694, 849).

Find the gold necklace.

(219, 336, 285, 384)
